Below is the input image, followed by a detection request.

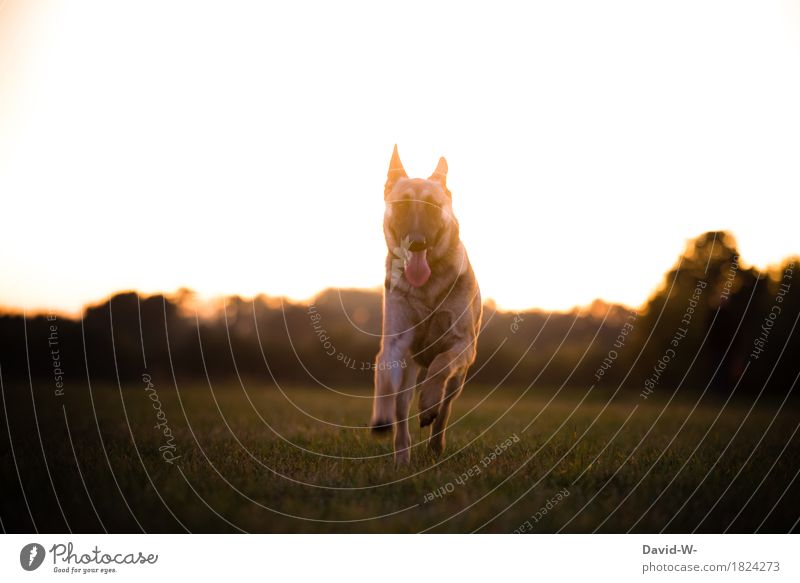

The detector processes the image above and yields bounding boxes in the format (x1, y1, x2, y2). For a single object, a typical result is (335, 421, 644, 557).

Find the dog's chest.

(409, 308, 457, 368)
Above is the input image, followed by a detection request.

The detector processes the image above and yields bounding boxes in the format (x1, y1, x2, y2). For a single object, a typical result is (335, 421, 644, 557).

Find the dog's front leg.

(392, 360, 420, 465)
(370, 330, 412, 435)
(430, 368, 467, 456)
(418, 349, 470, 427)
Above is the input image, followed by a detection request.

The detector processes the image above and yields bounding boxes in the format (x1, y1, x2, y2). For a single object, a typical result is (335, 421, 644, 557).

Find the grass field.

(2, 381, 799, 533)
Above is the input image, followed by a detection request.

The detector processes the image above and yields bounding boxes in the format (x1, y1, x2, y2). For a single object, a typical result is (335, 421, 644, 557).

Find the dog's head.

(383, 145, 458, 288)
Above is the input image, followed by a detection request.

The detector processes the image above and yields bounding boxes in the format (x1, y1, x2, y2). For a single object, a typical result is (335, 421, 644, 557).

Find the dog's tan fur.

(370, 146, 482, 465)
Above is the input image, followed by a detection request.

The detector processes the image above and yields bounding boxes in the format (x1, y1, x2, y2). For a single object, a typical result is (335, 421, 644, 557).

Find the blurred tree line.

(1, 231, 797, 399)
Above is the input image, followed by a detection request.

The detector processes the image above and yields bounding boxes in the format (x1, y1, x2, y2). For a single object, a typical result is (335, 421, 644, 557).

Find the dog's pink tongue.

(405, 250, 431, 287)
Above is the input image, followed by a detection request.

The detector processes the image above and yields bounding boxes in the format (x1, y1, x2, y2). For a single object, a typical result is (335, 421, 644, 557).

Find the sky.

(1, 0, 799, 315)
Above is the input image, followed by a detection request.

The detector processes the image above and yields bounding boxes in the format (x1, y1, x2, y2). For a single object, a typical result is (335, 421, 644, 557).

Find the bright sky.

(1, 0, 799, 315)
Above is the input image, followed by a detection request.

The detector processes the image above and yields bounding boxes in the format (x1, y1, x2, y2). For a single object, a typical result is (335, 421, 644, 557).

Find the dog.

(370, 145, 482, 465)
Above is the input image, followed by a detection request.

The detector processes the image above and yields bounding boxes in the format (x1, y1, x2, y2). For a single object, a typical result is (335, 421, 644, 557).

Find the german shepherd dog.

(370, 146, 482, 465)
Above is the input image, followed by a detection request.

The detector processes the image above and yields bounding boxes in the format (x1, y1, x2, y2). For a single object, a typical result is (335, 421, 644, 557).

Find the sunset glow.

(2, 0, 799, 314)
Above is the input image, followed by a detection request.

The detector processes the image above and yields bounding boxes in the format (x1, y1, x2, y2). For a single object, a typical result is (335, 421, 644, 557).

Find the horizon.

(3, 227, 797, 319)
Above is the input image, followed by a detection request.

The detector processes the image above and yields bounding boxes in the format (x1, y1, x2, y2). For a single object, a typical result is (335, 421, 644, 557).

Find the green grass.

(2, 382, 799, 533)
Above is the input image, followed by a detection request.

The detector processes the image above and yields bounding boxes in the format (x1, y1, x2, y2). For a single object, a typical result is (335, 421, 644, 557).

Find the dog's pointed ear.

(385, 145, 407, 198)
(429, 156, 448, 190)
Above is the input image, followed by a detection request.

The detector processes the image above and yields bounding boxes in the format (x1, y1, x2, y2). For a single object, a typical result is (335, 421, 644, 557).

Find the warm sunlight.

(4, 0, 800, 550)
(1, 0, 799, 314)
